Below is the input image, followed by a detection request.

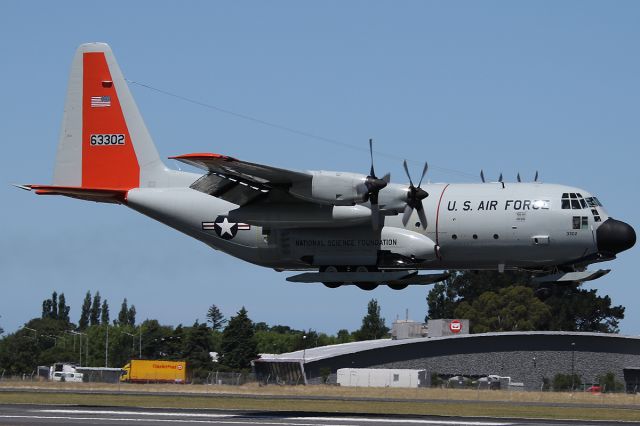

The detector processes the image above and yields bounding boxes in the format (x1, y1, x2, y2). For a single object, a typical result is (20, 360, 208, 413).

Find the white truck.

(50, 362, 84, 382)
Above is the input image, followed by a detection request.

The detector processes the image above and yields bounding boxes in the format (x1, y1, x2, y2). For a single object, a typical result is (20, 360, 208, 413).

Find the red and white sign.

(449, 320, 462, 333)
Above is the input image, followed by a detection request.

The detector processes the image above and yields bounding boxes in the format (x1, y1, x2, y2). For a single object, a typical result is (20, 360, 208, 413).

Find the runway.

(0, 405, 635, 426)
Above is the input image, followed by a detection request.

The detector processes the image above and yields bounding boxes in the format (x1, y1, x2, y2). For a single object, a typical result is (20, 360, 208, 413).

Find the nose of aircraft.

(597, 218, 636, 255)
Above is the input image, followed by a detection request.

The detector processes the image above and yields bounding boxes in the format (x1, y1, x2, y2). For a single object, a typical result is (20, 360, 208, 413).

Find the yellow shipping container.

(120, 360, 186, 383)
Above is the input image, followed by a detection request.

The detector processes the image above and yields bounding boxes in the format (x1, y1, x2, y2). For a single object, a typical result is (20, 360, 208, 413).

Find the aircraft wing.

(171, 153, 311, 206)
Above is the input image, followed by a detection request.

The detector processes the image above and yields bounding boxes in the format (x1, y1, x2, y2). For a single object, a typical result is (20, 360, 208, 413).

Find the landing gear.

(320, 265, 381, 290)
(388, 284, 408, 291)
(321, 266, 342, 288)
(354, 266, 378, 291)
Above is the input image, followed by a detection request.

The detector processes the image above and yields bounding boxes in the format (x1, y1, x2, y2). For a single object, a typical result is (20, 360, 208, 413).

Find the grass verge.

(1, 390, 640, 421)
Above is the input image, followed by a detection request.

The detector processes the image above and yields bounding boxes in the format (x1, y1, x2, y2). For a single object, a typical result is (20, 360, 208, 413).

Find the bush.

(430, 372, 444, 388)
(553, 373, 581, 391)
(598, 372, 625, 393)
(319, 367, 331, 384)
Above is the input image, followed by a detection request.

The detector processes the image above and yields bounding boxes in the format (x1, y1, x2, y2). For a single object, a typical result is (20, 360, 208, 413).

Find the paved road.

(0, 405, 636, 426)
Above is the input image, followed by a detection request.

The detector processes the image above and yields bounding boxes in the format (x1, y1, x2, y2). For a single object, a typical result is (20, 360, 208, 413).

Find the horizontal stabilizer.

(20, 185, 128, 204)
(532, 269, 611, 284)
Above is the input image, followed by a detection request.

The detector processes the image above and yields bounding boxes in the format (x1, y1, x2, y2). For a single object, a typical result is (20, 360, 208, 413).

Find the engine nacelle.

(290, 171, 368, 205)
(380, 227, 437, 262)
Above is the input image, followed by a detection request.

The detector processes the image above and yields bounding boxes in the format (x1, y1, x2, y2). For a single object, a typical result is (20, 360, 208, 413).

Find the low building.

(255, 331, 640, 390)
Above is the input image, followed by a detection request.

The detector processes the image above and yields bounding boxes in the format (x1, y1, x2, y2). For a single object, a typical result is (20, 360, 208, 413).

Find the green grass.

(1, 390, 640, 421)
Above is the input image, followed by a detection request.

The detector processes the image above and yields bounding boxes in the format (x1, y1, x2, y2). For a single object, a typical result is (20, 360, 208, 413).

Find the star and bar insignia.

(202, 216, 251, 240)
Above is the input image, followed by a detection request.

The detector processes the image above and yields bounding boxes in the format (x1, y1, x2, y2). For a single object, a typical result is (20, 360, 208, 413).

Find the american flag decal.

(91, 96, 111, 108)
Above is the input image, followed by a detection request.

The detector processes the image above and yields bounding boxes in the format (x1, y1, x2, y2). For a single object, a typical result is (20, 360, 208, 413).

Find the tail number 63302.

(90, 134, 125, 146)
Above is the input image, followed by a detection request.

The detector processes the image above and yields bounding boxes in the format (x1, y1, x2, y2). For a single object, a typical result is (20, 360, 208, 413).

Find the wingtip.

(12, 184, 33, 191)
(169, 153, 237, 161)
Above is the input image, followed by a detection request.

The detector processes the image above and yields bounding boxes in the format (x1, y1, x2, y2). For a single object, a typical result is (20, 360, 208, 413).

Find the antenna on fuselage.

(498, 173, 503, 183)
(517, 173, 521, 183)
(480, 170, 485, 183)
(534, 171, 539, 182)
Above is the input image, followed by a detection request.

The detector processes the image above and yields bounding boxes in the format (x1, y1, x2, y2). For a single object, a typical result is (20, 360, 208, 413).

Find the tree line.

(426, 270, 624, 333)
(0, 292, 389, 380)
(0, 270, 625, 379)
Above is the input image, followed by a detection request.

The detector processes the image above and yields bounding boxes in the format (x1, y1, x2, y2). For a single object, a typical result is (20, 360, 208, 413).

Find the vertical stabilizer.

(54, 43, 167, 189)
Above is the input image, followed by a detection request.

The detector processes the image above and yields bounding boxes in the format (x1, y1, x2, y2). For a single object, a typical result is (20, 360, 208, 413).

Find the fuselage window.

(573, 216, 589, 230)
(563, 193, 594, 210)
(573, 216, 581, 229)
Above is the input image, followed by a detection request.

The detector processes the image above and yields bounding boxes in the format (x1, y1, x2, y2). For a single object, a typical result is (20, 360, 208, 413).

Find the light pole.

(571, 342, 576, 391)
(123, 332, 138, 358)
(302, 335, 307, 364)
(105, 325, 109, 368)
(69, 331, 87, 365)
(23, 327, 37, 342)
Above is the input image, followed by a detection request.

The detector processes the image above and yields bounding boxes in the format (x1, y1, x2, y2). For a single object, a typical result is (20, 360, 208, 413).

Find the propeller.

(401, 160, 429, 229)
(364, 139, 390, 230)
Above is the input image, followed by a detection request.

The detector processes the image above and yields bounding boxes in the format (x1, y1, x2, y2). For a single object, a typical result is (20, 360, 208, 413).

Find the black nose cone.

(597, 218, 636, 255)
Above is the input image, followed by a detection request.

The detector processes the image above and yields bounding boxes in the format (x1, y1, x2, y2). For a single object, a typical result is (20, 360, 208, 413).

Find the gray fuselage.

(126, 177, 626, 273)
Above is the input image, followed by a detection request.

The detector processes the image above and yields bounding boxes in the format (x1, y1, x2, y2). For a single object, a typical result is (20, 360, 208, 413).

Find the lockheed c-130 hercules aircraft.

(18, 43, 636, 290)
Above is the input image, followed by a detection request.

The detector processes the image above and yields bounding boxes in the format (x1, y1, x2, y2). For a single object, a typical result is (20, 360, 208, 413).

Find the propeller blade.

(382, 173, 391, 183)
(371, 203, 380, 230)
(480, 170, 485, 183)
(517, 173, 521, 183)
(417, 204, 428, 229)
(417, 162, 428, 187)
(402, 204, 413, 226)
(534, 171, 539, 182)
(369, 138, 375, 177)
(403, 160, 414, 187)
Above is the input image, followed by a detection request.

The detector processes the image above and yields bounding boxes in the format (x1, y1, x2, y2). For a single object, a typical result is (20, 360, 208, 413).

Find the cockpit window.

(562, 192, 588, 210)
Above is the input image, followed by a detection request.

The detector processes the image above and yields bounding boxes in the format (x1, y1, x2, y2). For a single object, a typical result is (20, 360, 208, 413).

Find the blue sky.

(1, 1, 639, 336)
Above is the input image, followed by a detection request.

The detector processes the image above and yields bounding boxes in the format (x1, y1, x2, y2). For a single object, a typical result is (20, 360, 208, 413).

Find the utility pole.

(139, 326, 142, 359)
